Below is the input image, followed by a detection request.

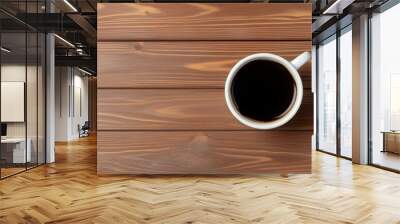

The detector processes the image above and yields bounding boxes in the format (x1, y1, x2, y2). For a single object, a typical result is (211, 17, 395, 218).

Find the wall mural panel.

(97, 3, 312, 174)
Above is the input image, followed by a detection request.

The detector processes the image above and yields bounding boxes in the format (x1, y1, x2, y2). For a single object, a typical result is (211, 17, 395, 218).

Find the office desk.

(1, 138, 31, 164)
(382, 131, 400, 154)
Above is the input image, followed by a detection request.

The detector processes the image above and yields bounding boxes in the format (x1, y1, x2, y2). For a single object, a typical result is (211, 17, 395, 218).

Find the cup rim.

(225, 53, 303, 130)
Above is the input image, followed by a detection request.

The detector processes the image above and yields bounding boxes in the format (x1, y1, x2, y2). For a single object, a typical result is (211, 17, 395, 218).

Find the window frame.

(367, 0, 400, 173)
(315, 23, 353, 160)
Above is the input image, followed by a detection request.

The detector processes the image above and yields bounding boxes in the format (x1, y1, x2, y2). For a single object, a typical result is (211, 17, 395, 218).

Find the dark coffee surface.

(231, 60, 295, 122)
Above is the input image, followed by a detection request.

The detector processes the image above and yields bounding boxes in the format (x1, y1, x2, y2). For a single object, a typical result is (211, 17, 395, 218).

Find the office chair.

(79, 121, 90, 138)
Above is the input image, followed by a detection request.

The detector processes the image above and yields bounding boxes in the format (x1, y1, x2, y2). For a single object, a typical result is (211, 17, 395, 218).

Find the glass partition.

(1, 30, 28, 177)
(0, 1, 46, 179)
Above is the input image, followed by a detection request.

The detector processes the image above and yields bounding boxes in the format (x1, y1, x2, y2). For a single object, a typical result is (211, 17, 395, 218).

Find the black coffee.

(231, 60, 295, 122)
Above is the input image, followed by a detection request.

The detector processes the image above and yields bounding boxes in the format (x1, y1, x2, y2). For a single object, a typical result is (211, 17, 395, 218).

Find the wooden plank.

(98, 3, 311, 41)
(97, 89, 313, 131)
(97, 131, 311, 174)
(98, 41, 311, 89)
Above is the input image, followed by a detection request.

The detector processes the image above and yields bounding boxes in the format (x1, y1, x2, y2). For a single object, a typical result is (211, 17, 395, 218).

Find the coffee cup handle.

(291, 52, 311, 70)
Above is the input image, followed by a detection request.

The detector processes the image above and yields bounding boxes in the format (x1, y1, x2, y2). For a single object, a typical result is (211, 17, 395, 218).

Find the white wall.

(55, 67, 70, 141)
(55, 67, 89, 141)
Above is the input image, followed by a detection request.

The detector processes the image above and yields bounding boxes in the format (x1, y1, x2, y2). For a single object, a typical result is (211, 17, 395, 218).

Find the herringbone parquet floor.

(1, 134, 400, 224)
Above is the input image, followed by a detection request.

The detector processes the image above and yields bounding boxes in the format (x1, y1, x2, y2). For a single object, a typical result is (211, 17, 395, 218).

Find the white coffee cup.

(225, 52, 311, 130)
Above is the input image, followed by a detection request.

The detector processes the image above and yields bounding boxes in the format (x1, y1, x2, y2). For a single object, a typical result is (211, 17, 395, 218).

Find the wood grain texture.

(98, 41, 312, 89)
(97, 3, 312, 174)
(97, 131, 311, 174)
(97, 3, 311, 41)
(97, 89, 313, 131)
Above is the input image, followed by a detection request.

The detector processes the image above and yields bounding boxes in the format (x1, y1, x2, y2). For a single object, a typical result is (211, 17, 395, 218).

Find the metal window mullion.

(36, 0, 39, 167)
(25, 0, 28, 171)
(336, 28, 341, 157)
(367, 10, 373, 165)
(44, 0, 48, 164)
(0, 21, 2, 179)
(316, 44, 320, 150)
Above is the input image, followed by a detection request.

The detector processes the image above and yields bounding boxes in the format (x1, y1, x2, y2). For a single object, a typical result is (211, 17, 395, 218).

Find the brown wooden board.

(98, 131, 312, 174)
(97, 89, 313, 131)
(98, 41, 312, 89)
(98, 3, 311, 41)
(97, 3, 312, 174)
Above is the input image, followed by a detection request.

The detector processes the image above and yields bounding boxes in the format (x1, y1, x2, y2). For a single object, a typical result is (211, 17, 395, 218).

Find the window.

(317, 36, 337, 154)
(339, 28, 352, 158)
(370, 3, 400, 171)
(316, 25, 353, 158)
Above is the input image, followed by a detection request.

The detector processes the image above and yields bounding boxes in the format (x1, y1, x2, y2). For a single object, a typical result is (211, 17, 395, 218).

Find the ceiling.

(312, 0, 390, 43)
(1, 0, 314, 75)
(3, 0, 388, 74)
